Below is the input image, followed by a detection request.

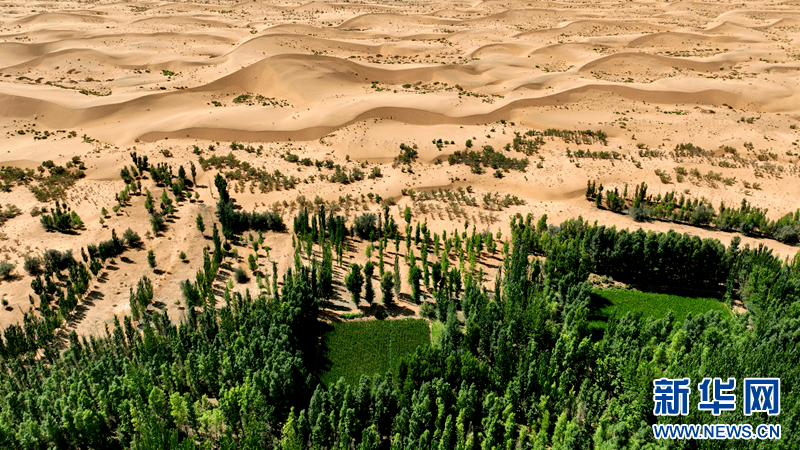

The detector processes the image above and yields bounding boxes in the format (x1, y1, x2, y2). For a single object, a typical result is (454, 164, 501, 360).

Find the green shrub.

(23, 256, 42, 276)
(420, 302, 437, 319)
(630, 206, 651, 222)
(0, 261, 15, 279)
(234, 267, 249, 284)
(352, 213, 377, 240)
(123, 228, 141, 247)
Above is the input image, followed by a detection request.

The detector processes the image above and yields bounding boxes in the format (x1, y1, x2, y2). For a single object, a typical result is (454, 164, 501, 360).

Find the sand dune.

(1, 0, 799, 335)
(9, 12, 118, 26)
(579, 52, 738, 76)
(128, 16, 235, 28)
(339, 13, 460, 30)
(517, 19, 670, 37)
(628, 32, 762, 48)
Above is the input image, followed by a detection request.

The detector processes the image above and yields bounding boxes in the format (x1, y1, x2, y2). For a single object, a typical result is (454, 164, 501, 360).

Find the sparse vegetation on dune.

(586, 180, 800, 243)
(1, 159, 85, 201)
(2, 1, 800, 448)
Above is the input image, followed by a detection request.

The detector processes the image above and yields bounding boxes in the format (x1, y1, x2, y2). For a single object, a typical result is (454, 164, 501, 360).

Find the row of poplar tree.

(0, 178, 797, 449)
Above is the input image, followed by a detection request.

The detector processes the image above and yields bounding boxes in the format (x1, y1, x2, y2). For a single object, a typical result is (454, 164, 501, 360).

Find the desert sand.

(0, 0, 799, 338)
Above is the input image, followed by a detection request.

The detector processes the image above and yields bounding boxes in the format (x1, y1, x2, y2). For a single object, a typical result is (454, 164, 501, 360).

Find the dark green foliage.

(690, 202, 715, 226)
(130, 150, 149, 173)
(196, 213, 205, 233)
(589, 182, 796, 244)
(144, 189, 154, 213)
(419, 302, 436, 319)
(214, 173, 229, 203)
(775, 224, 799, 244)
(217, 199, 285, 238)
(40, 201, 81, 232)
(395, 143, 418, 164)
(673, 142, 713, 157)
(150, 211, 165, 234)
(129, 275, 154, 321)
(363, 260, 375, 304)
(510, 131, 545, 155)
(147, 249, 157, 268)
(448, 147, 528, 172)
(380, 271, 394, 306)
(630, 205, 650, 222)
(0, 261, 14, 279)
(344, 263, 363, 303)
(23, 256, 42, 276)
(408, 264, 422, 304)
(123, 228, 142, 247)
(149, 162, 174, 187)
(216, 180, 285, 238)
(3, 209, 800, 450)
(604, 187, 625, 212)
(234, 267, 249, 284)
(352, 213, 377, 240)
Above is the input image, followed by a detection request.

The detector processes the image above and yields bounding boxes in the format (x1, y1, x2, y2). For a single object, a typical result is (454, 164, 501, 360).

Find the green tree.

(380, 272, 394, 306)
(364, 260, 375, 304)
(215, 173, 229, 203)
(147, 249, 157, 269)
(393, 254, 401, 300)
(196, 214, 205, 233)
(408, 264, 422, 304)
(281, 408, 302, 450)
(144, 189, 154, 213)
(344, 263, 364, 304)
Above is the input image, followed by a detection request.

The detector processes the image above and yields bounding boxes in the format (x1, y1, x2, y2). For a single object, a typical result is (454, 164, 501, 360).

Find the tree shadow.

(319, 310, 344, 323)
(85, 290, 104, 304)
(382, 303, 415, 318)
(65, 304, 88, 326)
(480, 260, 499, 270)
(587, 292, 612, 322)
(120, 256, 134, 264)
(398, 293, 415, 304)
(215, 268, 230, 282)
(315, 321, 336, 385)
(2, 273, 24, 283)
(324, 299, 352, 312)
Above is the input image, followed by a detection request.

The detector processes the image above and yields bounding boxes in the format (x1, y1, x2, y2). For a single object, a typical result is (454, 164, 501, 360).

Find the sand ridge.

(0, 0, 799, 337)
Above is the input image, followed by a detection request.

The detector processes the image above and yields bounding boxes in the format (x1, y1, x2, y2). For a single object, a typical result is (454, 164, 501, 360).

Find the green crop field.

(320, 318, 430, 386)
(588, 289, 730, 334)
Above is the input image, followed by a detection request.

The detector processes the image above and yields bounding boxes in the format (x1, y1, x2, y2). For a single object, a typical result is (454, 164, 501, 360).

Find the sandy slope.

(0, 0, 799, 338)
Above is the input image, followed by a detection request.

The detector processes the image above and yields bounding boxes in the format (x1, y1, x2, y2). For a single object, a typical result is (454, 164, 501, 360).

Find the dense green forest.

(0, 178, 798, 449)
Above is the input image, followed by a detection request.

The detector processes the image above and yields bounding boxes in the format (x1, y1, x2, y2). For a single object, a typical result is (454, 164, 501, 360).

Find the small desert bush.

(23, 256, 42, 276)
(234, 268, 249, 284)
(0, 261, 15, 279)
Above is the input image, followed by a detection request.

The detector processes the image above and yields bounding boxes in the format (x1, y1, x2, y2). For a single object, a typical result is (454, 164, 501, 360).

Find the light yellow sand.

(0, 0, 799, 337)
